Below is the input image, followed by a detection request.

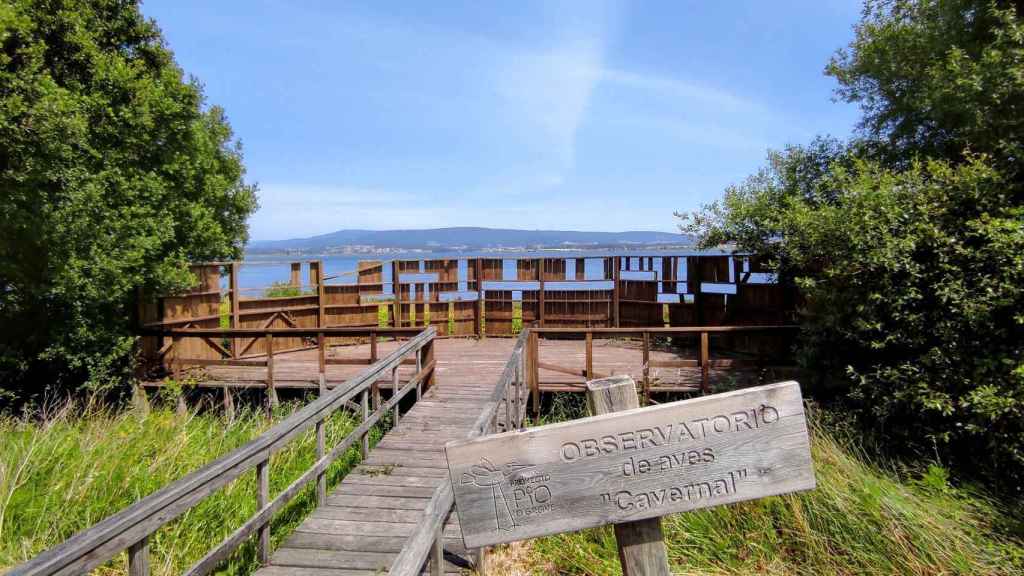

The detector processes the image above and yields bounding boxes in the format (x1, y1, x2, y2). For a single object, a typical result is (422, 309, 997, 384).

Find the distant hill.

(246, 227, 689, 254)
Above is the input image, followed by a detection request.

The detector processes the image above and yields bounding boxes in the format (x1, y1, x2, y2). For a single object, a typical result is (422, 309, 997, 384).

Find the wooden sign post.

(445, 379, 815, 573)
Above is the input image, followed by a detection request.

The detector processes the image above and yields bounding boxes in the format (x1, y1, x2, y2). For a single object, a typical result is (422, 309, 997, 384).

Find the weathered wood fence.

(9, 328, 437, 576)
(138, 254, 794, 366)
(526, 325, 800, 410)
(139, 325, 429, 408)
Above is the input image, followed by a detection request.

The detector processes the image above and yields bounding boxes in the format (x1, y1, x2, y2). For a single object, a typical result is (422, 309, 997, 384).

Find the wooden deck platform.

(156, 336, 760, 394)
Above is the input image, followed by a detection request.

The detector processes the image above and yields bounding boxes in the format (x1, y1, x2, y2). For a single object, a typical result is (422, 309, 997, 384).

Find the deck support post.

(132, 383, 150, 418)
(222, 386, 234, 421)
(256, 459, 270, 564)
(128, 536, 149, 576)
(586, 376, 670, 576)
(474, 548, 488, 575)
(430, 526, 444, 576)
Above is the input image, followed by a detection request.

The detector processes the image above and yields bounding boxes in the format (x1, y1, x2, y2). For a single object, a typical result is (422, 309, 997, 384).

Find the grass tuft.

(0, 400, 378, 575)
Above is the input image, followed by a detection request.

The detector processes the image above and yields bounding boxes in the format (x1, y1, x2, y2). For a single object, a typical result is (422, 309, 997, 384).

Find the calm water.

(235, 249, 750, 302)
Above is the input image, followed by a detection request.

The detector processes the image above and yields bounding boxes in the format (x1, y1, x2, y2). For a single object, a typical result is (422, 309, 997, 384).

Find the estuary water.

(237, 249, 744, 302)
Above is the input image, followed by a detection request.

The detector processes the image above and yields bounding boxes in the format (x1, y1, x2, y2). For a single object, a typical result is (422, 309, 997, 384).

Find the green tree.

(828, 0, 1024, 176)
(0, 0, 257, 403)
(681, 0, 1024, 493)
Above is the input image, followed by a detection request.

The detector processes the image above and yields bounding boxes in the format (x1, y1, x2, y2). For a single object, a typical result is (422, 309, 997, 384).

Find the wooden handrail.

(531, 325, 799, 334)
(388, 327, 530, 576)
(142, 326, 427, 337)
(11, 328, 437, 576)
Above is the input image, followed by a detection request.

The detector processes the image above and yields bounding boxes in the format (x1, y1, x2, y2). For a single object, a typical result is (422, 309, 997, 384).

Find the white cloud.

(599, 68, 761, 112)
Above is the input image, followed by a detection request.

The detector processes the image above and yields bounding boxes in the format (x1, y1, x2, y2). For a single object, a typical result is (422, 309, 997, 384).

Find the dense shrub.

(681, 0, 1024, 493)
(684, 149, 1024, 493)
(0, 0, 257, 404)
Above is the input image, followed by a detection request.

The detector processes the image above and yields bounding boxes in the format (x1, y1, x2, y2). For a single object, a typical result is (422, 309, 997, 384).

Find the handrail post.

(642, 330, 651, 405)
(391, 366, 400, 426)
(361, 388, 370, 458)
(416, 347, 423, 400)
(423, 335, 436, 389)
(516, 349, 524, 428)
(700, 330, 710, 394)
(265, 334, 278, 413)
(529, 331, 540, 418)
(585, 331, 593, 379)
(128, 536, 149, 576)
(430, 526, 444, 576)
(316, 418, 326, 505)
(318, 331, 326, 395)
(256, 459, 270, 564)
(370, 330, 378, 363)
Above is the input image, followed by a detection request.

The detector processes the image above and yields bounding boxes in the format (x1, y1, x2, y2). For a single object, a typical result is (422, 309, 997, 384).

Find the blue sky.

(140, 1, 863, 241)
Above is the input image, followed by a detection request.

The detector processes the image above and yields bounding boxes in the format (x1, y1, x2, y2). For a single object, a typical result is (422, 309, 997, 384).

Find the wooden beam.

(230, 262, 240, 359)
(316, 260, 325, 329)
(585, 376, 670, 576)
(529, 331, 540, 417)
(700, 331, 710, 394)
(475, 259, 484, 337)
(613, 257, 621, 327)
(585, 331, 593, 379)
(642, 331, 651, 405)
(538, 258, 545, 327)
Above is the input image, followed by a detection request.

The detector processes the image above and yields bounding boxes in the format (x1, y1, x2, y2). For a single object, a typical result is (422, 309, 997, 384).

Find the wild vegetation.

(0, 0, 257, 407)
(0, 400, 377, 575)
(490, 396, 1024, 575)
(682, 0, 1024, 495)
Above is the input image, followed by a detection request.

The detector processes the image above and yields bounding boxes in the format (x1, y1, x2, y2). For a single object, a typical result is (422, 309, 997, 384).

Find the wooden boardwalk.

(253, 338, 518, 576)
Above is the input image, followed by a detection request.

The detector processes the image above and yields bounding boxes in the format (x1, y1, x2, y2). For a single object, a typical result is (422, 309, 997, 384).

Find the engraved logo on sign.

(460, 458, 534, 531)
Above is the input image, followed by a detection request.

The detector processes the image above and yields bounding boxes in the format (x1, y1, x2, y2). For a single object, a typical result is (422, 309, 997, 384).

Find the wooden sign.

(446, 381, 815, 548)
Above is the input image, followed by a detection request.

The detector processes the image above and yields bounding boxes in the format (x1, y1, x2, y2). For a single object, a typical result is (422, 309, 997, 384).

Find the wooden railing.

(10, 327, 437, 576)
(527, 325, 799, 414)
(388, 327, 531, 576)
(141, 326, 429, 410)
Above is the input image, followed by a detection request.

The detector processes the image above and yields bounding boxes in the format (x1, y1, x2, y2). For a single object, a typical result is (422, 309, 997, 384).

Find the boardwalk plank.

(259, 338, 515, 574)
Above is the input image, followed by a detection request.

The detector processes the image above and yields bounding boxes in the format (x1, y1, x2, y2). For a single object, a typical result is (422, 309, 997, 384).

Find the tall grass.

(0, 400, 380, 575)
(502, 397, 1024, 575)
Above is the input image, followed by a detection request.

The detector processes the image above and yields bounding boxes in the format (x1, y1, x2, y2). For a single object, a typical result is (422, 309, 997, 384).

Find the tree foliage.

(0, 0, 257, 403)
(682, 0, 1024, 493)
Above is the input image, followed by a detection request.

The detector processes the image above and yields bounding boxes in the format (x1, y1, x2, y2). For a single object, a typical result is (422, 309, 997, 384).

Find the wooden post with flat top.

(585, 375, 671, 576)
